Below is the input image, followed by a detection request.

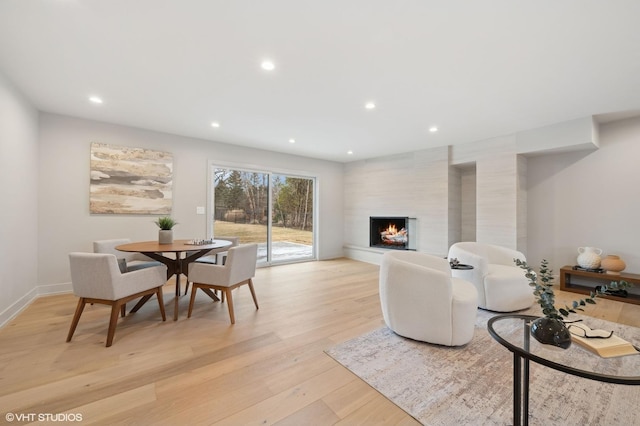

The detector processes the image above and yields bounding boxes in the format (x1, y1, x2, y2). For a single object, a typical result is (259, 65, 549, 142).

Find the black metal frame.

(369, 216, 409, 249)
(487, 314, 640, 426)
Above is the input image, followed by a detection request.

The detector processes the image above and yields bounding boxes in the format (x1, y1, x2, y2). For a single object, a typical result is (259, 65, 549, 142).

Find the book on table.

(569, 323, 639, 358)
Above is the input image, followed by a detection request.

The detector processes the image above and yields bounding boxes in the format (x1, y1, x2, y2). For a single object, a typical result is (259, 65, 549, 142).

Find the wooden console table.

(559, 265, 640, 306)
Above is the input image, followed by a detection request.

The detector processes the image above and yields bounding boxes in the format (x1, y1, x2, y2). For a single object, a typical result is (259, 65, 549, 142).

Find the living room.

(1, 2, 640, 424)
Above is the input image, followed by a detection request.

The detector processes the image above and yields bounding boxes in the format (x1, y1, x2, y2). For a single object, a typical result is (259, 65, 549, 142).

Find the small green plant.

(515, 258, 633, 320)
(154, 216, 177, 230)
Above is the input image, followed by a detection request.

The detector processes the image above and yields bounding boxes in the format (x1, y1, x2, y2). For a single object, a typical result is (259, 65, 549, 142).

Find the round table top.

(488, 314, 640, 385)
(116, 239, 232, 253)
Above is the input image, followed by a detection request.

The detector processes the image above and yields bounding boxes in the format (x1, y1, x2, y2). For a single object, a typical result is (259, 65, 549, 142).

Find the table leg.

(523, 321, 531, 426)
(513, 353, 522, 426)
(512, 320, 532, 426)
(174, 294, 179, 321)
(173, 254, 183, 321)
(200, 287, 221, 302)
(129, 294, 153, 313)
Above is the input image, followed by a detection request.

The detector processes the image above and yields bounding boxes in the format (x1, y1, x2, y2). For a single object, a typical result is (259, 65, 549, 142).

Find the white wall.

(38, 113, 345, 285)
(527, 116, 640, 274)
(0, 71, 39, 323)
(460, 166, 476, 241)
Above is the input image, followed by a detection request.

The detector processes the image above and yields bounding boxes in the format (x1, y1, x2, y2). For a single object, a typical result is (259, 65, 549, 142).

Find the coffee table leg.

(514, 353, 522, 426)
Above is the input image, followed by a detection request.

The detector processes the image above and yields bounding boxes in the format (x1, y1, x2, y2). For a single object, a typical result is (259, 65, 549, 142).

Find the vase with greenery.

(515, 259, 632, 349)
(155, 216, 177, 244)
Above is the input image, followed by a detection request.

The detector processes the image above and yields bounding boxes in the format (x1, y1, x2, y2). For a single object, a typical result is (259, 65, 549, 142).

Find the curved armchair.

(379, 251, 478, 346)
(67, 253, 167, 347)
(188, 243, 259, 324)
(447, 242, 533, 312)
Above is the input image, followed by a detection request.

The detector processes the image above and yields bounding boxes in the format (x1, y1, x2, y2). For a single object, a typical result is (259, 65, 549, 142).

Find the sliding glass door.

(211, 166, 315, 265)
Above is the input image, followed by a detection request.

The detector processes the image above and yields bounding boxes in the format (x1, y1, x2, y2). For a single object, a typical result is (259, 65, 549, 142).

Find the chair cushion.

(484, 264, 533, 312)
(125, 260, 163, 272)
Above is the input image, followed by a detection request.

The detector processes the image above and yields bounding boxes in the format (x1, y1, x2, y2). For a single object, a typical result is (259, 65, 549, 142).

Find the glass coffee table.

(488, 314, 640, 426)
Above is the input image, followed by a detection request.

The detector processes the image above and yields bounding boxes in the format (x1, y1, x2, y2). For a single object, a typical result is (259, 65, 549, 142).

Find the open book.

(569, 323, 639, 358)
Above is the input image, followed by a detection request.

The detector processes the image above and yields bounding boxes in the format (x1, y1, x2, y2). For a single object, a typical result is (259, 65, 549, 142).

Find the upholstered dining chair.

(379, 250, 478, 346)
(185, 236, 240, 294)
(447, 242, 534, 312)
(194, 236, 240, 265)
(67, 252, 167, 347)
(187, 243, 258, 324)
(94, 238, 161, 272)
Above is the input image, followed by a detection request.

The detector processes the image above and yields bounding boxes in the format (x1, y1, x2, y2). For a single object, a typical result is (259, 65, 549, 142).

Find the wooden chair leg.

(156, 287, 166, 321)
(120, 303, 126, 318)
(248, 279, 259, 310)
(66, 298, 86, 342)
(187, 284, 198, 318)
(225, 288, 235, 324)
(221, 290, 226, 303)
(106, 302, 121, 347)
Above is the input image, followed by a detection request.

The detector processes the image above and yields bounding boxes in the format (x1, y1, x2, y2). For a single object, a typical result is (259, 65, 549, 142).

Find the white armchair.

(379, 251, 478, 346)
(94, 239, 161, 272)
(447, 242, 533, 312)
(67, 252, 167, 347)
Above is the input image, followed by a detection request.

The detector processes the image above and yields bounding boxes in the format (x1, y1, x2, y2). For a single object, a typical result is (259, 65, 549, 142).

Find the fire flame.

(386, 223, 398, 235)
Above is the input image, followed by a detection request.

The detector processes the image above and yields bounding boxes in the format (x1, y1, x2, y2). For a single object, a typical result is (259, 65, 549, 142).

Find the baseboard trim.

(0, 282, 72, 329)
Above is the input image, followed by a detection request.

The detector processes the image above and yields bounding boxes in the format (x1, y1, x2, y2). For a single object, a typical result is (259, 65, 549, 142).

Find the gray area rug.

(326, 309, 640, 425)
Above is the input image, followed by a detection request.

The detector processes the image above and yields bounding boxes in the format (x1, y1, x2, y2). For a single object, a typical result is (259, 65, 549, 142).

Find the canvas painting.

(90, 142, 173, 214)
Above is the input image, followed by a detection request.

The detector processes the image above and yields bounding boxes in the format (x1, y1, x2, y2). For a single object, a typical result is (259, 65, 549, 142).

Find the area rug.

(326, 310, 640, 425)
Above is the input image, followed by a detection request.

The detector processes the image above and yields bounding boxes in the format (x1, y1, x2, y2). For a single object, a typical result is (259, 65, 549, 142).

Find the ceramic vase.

(530, 317, 572, 349)
(601, 254, 626, 275)
(159, 230, 173, 244)
(577, 247, 602, 269)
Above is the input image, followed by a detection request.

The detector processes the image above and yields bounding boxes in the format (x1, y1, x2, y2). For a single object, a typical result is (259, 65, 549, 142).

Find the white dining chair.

(67, 252, 167, 347)
(187, 243, 258, 324)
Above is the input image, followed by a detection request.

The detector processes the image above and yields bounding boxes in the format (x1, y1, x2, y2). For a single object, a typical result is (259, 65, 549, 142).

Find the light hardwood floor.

(1, 258, 638, 425)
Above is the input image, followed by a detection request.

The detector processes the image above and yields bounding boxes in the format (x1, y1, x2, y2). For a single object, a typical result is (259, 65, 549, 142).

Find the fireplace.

(370, 216, 413, 250)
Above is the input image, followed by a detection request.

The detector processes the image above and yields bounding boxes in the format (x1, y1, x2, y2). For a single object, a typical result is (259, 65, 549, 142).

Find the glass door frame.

(206, 160, 318, 266)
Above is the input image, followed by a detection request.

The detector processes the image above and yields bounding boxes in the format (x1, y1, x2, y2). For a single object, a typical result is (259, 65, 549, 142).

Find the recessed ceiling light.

(365, 102, 376, 110)
(289, 138, 295, 144)
(429, 126, 438, 133)
(211, 122, 220, 128)
(89, 96, 103, 104)
(347, 150, 354, 155)
(261, 60, 275, 71)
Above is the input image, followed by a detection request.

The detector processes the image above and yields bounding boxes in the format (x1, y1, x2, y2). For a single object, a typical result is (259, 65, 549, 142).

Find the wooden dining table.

(116, 239, 232, 320)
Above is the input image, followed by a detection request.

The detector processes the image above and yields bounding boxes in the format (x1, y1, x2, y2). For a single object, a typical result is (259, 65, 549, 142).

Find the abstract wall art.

(89, 142, 173, 214)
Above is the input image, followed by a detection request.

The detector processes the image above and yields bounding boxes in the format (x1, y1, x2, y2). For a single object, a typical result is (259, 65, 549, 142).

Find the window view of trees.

(214, 170, 268, 224)
(213, 168, 314, 263)
(272, 175, 313, 231)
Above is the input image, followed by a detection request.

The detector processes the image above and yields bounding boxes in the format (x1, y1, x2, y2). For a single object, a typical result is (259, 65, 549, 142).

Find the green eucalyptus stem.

(515, 258, 633, 320)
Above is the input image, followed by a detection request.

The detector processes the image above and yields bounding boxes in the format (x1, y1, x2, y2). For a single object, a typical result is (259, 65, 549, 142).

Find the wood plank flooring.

(0, 258, 638, 425)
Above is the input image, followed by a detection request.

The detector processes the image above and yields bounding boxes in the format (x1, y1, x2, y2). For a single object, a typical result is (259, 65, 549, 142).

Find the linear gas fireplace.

(369, 216, 416, 250)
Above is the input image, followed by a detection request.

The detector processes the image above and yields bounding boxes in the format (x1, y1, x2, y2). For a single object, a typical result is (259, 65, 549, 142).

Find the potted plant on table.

(515, 259, 632, 349)
(155, 216, 178, 244)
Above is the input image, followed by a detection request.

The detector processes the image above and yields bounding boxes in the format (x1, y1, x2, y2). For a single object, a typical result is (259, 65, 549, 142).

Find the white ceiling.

(1, 1, 640, 163)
